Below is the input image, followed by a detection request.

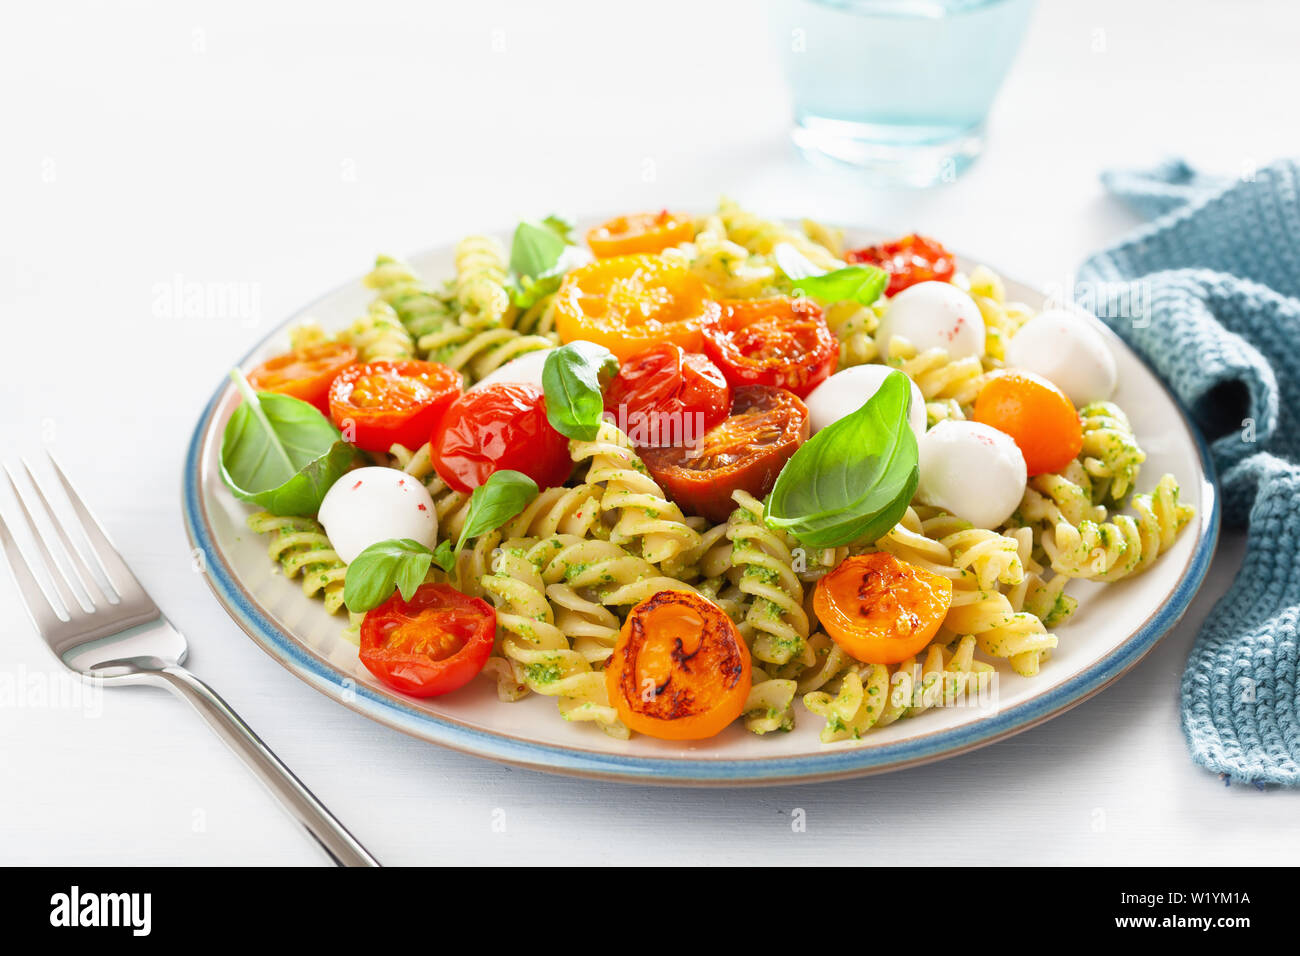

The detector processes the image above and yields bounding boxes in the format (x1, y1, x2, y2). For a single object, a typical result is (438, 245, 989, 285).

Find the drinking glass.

(777, 0, 1035, 186)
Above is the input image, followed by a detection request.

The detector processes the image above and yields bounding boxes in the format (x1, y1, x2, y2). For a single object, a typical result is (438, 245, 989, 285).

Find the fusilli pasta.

(570, 423, 700, 566)
(247, 512, 347, 615)
(339, 299, 416, 362)
(727, 490, 809, 668)
(1078, 401, 1146, 504)
(716, 197, 844, 272)
(418, 324, 555, 387)
(1030, 471, 1193, 582)
(454, 235, 514, 330)
(482, 541, 626, 737)
(364, 255, 458, 342)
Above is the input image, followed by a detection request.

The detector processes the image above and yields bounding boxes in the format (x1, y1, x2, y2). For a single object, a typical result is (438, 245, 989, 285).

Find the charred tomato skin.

(606, 589, 752, 740)
(813, 552, 953, 665)
(640, 384, 810, 522)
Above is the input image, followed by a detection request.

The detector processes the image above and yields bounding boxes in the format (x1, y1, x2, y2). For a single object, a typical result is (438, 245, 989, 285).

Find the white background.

(3, 0, 1297, 865)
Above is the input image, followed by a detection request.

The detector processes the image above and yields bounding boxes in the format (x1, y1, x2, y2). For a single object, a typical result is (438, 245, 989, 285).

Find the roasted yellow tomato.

(814, 553, 953, 665)
(586, 211, 694, 257)
(553, 254, 719, 360)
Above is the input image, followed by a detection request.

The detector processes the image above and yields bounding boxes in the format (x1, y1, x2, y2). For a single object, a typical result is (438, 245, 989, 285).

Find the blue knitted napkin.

(1078, 158, 1300, 785)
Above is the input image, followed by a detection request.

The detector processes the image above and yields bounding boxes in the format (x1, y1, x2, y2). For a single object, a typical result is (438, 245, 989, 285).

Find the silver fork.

(0, 453, 379, 867)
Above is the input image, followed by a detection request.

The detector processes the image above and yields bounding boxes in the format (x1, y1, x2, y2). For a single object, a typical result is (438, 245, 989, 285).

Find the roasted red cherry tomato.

(329, 360, 461, 453)
(433, 383, 571, 493)
(641, 385, 809, 522)
(360, 583, 495, 697)
(845, 234, 956, 297)
(702, 297, 837, 399)
(248, 342, 357, 413)
(602, 344, 730, 448)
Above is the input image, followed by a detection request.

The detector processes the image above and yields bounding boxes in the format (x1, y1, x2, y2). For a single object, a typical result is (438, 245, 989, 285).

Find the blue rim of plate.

(181, 257, 1222, 787)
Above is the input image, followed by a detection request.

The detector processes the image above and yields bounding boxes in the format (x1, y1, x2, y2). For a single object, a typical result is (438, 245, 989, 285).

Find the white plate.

(182, 225, 1219, 785)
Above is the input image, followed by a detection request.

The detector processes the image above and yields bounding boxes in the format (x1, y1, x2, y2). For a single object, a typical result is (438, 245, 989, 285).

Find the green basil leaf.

(510, 219, 570, 279)
(393, 551, 431, 602)
(764, 370, 919, 548)
(790, 264, 888, 306)
(540, 214, 574, 243)
(455, 470, 540, 553)
(511, 271, 564, 309)
(343, 538, 434, 613)
(219, 370, 360, 516)
(430, 540, 457, 574)
(542, 341, 619, 441)
(242, 441, 361, 517)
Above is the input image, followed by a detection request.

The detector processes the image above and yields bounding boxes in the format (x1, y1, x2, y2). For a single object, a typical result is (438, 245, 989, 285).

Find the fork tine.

(20, 458, 112, 607)
(1, 473, 82, 618)
(0, 510, 67, 634)
(46, 451, 152, 608)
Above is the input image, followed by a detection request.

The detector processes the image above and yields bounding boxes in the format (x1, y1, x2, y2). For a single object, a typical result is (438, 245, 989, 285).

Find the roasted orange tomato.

(552, 254, 719, 361)
(972, 370, 1083, 476)
(247, 342, 357, 413)
(606, 590, 751, 740)
(587, 211, 694, 257)
(814, 553, 953, 665)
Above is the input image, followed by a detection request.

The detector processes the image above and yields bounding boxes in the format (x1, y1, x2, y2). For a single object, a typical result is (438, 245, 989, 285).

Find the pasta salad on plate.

(216, 201, 1194, 747)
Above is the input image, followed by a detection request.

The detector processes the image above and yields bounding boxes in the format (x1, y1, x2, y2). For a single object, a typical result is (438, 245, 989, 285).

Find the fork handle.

(150, 665, 380, 867)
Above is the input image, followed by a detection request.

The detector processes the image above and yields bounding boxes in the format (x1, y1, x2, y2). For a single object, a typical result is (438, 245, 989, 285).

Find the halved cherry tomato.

(248, 342, 357, 413)
(641, 385, 809, 522)
(587, 211, 694, 258)
(814, 552, 953, 665)
(702, 297, 837, 398)
(553, 254, 719, 361)
(846, 234, 956, 297)
(602, 345, 730, 448)
(606, 590, 751, 740)
(433, 383, 571, 493)
(972, 370, 1082, 476)
(329, 360, 461, 453)
(360, 583, 495, 697)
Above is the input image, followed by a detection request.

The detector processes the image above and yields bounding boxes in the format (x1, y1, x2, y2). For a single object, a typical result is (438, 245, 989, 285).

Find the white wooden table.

(3, 0, 1297, 865)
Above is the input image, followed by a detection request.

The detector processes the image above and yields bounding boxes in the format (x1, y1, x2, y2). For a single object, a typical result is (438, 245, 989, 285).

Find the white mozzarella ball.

(1006, 308, 1118, 406)
(916, 421, 1026, 529)
(878, 281, 985, 360)
(470, 348, 554, 392)
(803, 365, 927, 443)
(318, 466, 438, 564)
